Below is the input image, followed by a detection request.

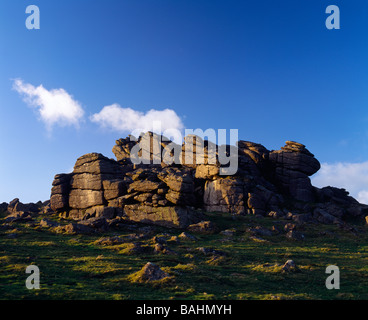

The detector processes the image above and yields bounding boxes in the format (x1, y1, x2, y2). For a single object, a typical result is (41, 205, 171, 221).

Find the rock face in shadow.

(269, 141, 320, 202)
(48, 132, 368, 228)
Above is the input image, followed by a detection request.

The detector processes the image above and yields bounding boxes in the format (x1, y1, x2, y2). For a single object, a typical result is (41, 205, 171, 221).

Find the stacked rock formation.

(49, 132, 368, 228)
(269, 141, 321, 202)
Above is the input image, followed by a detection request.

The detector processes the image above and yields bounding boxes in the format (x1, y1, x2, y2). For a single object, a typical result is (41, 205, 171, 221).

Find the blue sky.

(1, 0, 368, 203)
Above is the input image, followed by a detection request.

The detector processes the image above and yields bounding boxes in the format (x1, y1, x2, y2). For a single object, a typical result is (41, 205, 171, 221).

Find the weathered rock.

(4, 211, 33, 223)
(187, 220, 218, 234)
(285, 230, 305, 241)
(246, 226, 273, 237)
(84, 206, 116, 219)
(69, 189, 104, 209)
(247, 192, 266, 213)
(122, 242, 147, 255)
(128, 180, 163, 193)
(129, 262, 170, 282)
(269, 141, 320, 202)
(165, 190, 196, 206)
(103, 179, 127, 200)
(153, 243, 176, 255)
(248, 235, 269, 243)
(78, 217, 108, 229)
(237, 140, 269, 174)
(40, 218, 59, 228)
(268, 210, 284, 219)
(56, 223, 94, 234)
(195, 164, 220, 180)
(313, 208, 338, 225)
(123, 205, 202, 228)
(178, 232, 198, 241)
(47, 133, 368, 231)
(180, 135, 219, 167)
(292, 213, 312, 225)
(41, 202, 53, 215)
(282, 260, 299, 272)
(204, 177, 245, 214)
(71, 173, 105, 190)
(197, 247, 226, 256)
(220, 228, 237, 237)
(50, 153, 127, 214)
(0, 202, 8, 212)
(157, 167, 195, 193)
(151, 235, 168, 244)
(7, 198, 39, 215)
(50, 193, 70, 213)
(112, 136, 136, 163)
(73, 153, 123, 175)
(94, 236, 125, 246)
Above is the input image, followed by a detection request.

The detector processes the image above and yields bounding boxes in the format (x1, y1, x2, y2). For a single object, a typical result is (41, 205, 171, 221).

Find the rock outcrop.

(48, 132, 368, 229)
(269, 141, 320, 202)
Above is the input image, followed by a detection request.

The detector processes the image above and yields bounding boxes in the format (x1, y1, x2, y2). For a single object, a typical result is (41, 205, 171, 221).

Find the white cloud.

(90, 103, 184, 136)
(312, 161, 368, 204)
(357, 190, 368, 205)
(13, 79, 84, 130)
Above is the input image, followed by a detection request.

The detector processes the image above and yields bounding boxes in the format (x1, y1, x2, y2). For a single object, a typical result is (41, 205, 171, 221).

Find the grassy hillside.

(0, 210, 367, 300)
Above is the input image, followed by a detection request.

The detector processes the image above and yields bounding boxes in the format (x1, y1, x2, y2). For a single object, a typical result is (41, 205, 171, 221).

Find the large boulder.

(50, 174, 73, 212)
(50, 153, 126, 217)
(123, 204, 202, 228)
(204, 177, 246, 214)
(269, 141, 320, 202)
(128, 262, 170, 283)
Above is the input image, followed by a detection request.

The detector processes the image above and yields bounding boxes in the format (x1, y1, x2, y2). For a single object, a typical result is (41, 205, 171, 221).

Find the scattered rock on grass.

(153, 243, 177, 255)
(55, 223, 94, 235)
(282, 260, 299, 272)
(187, 221, 218, 234)
(220, 228, 237, 237)
(197, 247, 226, 256)
(285, 230, 305, 241)
(94, 236, 124, 246)
(78, 217, 108, 230)
(39, 218, 59, 228)
(249, 235, 269, 243)
(178, 232, 198, 241)
(246, 226, 273, 237)
(4, 211, 33, 223)
(128, 262, 170, 283)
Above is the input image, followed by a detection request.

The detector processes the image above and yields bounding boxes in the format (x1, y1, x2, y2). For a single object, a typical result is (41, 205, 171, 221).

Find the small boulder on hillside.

(128, 262, 170, 283)
(187, 221, 218, 234)
(39, 218, 59, 228)
(285, 230, 305, 241)
(282, 260, 299, 272)
(178, 232, 198, 241)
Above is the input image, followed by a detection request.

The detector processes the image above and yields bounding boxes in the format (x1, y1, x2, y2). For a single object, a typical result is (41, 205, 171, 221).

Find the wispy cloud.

(90, 103, 184, 135)
(12, 79, 84, 131)
(312, 161, 368, 204)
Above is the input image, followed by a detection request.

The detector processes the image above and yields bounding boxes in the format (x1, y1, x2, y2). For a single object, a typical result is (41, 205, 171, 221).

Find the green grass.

(0, 211, 367, 300)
